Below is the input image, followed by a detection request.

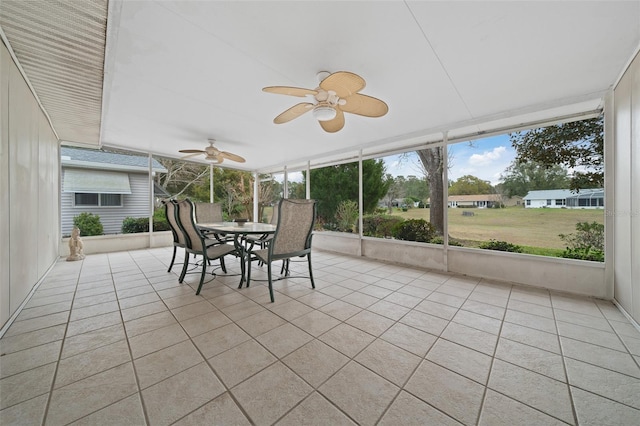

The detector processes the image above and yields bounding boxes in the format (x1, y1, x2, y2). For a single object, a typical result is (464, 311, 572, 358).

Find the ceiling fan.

(263, 71, 388, 133)
(178, 139, 245, 164)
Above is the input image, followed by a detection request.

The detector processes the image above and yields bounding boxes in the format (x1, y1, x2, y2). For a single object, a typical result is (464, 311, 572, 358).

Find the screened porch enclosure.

(1, 3, 640, 424)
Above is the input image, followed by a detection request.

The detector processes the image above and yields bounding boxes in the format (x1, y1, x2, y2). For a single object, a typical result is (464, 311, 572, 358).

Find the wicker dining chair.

(246, 198, 317, 302)
(175, 199, 238, 294)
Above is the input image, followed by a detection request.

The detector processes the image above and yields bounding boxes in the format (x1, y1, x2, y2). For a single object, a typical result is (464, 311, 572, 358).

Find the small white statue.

(67, 227, 85, 261)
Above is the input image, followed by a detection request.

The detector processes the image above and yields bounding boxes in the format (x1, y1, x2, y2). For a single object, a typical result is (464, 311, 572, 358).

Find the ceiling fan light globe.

(313, 105, 337, 121)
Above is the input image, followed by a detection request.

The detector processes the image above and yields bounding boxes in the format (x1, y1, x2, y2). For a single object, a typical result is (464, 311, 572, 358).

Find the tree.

(288, 181, 306, 199)
(500, 161, 570, 197)
(212, 169, 254, 219)
(404, 175, 430, 202)
(417, 147, 445, 236)
(308, 159, 390, 224)
(448, 175, 493, 195)
(382, 175, 405, 213)
(155, 158, 209, 198)
(510, 116, 603, 190)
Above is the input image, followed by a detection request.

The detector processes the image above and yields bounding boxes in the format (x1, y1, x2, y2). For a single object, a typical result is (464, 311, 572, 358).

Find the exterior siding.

(61, 171, 151, 236)
(1, 41, 61, 328)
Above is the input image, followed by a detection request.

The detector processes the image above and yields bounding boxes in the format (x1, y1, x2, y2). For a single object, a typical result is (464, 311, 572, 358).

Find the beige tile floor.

(1, 247, 640, 425)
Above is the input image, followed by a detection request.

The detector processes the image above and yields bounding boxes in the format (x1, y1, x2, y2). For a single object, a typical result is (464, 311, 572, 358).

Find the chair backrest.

(194, 202, 223, 223)
(176, 199, 205, 252)
(270, 200, 280, 224)
(271, 199, 316, 256)
(164, 200, 186, 246)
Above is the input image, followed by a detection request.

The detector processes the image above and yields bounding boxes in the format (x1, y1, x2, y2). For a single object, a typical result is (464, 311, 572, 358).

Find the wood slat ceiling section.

(0, 0, 107, 144)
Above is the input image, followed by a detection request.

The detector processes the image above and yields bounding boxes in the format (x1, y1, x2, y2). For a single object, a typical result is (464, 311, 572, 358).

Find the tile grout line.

(474, 279, 513, 426)
(372, 276, 473, 424)
(115, 251, 153, 426)
(60, 253, 170, 424)
(143, 251, 262, 425)
(550, 292, 580, 426)
(597, 302, 640, 372)
(6, 248, 640, 425)
(41, 258, 83, 426)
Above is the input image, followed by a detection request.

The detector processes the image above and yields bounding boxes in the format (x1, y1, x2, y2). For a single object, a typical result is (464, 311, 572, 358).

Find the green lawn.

(393, 206, 604, 250)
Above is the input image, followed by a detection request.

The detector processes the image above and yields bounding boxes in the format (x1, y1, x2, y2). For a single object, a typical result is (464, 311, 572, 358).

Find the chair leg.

(196, 257, 208, 295)
(239, 247, 246, 286)
(267, 261, 275, 303)
(179, 252, 189, 283)
(280, 259, 290, 276)
(168, 246, 177, 272)
(307, 253, 315, 289)
(246, 255, 253, 288)
(220, 256, 227, 273)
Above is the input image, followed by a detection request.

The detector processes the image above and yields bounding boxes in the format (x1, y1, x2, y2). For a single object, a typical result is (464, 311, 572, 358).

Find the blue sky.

(283, 134, 517, 186)
(385, 134, 516, 186)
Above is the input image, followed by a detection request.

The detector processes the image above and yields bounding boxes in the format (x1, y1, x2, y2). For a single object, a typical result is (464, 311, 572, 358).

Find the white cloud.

(468, 146, 507, 166)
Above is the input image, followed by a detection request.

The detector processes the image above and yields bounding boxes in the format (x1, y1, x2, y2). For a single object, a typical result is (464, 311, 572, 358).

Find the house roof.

(566, 188, 604, 199)
(449, 194, 503, 202)
(61, 146, 167, 174)
(523, 189, 574, 200)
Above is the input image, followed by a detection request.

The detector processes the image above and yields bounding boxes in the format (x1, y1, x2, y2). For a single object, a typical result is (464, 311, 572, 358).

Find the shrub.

(153, 208, 170, 231)
(392, 219, 436, 242)
(478, 239, 523, 253)
(561, 247, 604, 262)
(430, 236, 463, 246)
(430, 235, 444, 245)
(335, 200, 359, 232)
(362, 214, 404, 238)
(122, 211, 171, 234)
(559, 221, 604, 262)
(73, 212, 103, 236)
(122, 217, 147, 234)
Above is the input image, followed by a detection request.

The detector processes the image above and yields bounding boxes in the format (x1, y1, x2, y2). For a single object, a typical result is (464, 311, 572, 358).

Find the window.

(74, 193, 122, 207)
(362, 149, 441, 242)
(309, 161, 361, 233)
(287, 171, 305, 199)
(257, 173, 283, 223)
(447, 117, 604, 261)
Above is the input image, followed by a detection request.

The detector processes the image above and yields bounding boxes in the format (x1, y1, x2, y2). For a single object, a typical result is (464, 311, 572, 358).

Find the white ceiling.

(21, 1, 640, 172)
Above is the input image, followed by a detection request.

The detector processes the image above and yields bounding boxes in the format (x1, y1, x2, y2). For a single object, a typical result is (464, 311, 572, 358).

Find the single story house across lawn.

(523, 188, 604, 209)
(61, 147, 168, 236)
(448, 194, 503, 208)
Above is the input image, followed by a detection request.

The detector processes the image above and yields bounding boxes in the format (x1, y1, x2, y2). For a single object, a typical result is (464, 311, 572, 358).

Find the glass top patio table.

(197, 222, 276, 287)
(197, 221, 276, 234)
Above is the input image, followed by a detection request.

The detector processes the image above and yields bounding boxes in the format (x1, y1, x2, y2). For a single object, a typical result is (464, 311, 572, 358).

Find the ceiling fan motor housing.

(313, 105, 337, 121)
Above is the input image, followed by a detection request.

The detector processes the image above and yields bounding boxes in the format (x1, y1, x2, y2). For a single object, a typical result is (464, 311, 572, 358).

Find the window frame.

(73, 192, 123, 208)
